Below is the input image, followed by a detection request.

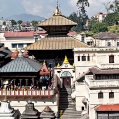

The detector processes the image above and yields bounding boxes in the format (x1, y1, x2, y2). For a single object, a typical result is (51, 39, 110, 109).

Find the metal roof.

(38, 15, 77, 26)
(24, 36, 88, 50)
(0, 57, 42, 72)
(93, 32, 119, 40)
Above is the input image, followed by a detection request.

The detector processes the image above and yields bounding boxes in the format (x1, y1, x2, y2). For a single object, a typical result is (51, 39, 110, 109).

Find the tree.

(91, 22, 108, 33)
(109, 0, 119, 12)
(3, 21, 6, 25)
(17, 20, 23, 25)
(104, 12, 119, 26)
(77, 0, 89, 30)
(31, 20, 38, 31)
(102, 2, 111, 14)
(10, 19, 17, 26)
(68, 12, 83, 32)
(88, 17, 97, 31)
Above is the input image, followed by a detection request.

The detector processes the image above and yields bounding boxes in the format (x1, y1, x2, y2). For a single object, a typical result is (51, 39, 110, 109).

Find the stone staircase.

(59, 88, 82, 119)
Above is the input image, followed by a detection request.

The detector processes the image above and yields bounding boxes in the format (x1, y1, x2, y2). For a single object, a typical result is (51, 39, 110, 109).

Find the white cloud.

(21, 0, 55, 18)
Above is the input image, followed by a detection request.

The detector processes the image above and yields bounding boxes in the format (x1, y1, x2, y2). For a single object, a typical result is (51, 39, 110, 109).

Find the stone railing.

(88, 80, 119, 88)
(0, 89, 55, 98)
(99, 64, 119, 69)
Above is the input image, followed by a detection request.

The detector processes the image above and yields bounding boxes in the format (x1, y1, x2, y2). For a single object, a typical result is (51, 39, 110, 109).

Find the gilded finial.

(57, 63, 60, 67)
(73, 63, 75, 67)
(53, 0, 62, 16)
(43, 60, 46, 65)
(3, 96, 8, 102)
(63, 56, 69, 64)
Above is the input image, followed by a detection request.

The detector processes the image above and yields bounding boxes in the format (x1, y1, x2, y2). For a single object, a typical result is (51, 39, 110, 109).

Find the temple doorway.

(61, 71, 72, 88)
(63, 78, 71, 88)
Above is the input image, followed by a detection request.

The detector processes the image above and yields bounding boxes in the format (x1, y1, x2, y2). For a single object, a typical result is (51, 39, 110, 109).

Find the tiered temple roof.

(24, 2, 88, 51)
(25, 36, 88, 50)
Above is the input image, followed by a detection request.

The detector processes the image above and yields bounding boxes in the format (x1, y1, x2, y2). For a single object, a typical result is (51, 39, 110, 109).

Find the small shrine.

(40, 106, 55, 119)
(0, 96, 19, 119)
(39, 61, 51, 90)
(21, 101, 39, 119)
(54, 56, 75, 88)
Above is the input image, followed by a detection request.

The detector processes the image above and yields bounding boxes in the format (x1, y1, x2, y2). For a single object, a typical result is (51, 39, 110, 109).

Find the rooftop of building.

(4, 32, 34, 38)
(93, 32, 119, 40)
(24, 36, 88, 50)
(95, 104, 119, 111)
(0, 51, 42, 73)
(38, 1, 77, 27)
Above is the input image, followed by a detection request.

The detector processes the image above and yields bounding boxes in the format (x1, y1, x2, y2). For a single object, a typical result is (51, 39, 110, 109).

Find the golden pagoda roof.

(24, 36, 88, 50)
(39, 16, 77, 26)
(63, 56, 69, 64)
(38, 1, 77, 27)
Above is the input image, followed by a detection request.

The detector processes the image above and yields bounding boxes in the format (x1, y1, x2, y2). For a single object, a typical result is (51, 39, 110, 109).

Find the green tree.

(109, 0, 119, 12)
(68, 12, 83, 32)
(17, 20, 23, 24)
(10, 19, 17, 26)
(88, 17, 97, 31)
(77, 0, 89, 30)
(104, 12, 119, 26)
(3, 21, 6, 25)
(31, 20, 38, 31)
(91, 22, 108, 33)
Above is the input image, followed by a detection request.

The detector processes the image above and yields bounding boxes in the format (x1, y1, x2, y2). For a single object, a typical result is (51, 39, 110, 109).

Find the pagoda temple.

(24, 1, 88, 66)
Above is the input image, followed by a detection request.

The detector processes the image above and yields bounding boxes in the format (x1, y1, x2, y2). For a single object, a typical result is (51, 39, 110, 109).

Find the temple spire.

(63, 56, 69, 64)
(43, 60, 46, 65)
(53, 0, 62, 16)
(57, 63, 60, 67)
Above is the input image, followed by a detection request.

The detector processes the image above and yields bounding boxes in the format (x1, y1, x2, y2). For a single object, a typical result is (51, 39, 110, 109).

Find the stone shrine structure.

(0, 96, 19, 119)
(21, 101, 39, 119)
(40, 106, 55, 119)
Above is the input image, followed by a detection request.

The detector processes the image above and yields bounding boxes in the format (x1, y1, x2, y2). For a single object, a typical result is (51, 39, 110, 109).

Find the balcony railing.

(0, 89, 55, 98)
(99, 64, 119, 69)
(88, 80, 119, 88)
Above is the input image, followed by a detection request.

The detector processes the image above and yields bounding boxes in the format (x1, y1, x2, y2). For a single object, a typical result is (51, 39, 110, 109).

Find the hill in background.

(5, 13, 45, 22)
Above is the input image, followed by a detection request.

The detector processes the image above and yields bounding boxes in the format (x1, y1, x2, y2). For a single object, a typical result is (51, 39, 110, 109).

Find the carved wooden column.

(13, 79, 16, 86)
(0, 79, 3, 86)
(19, 79, 23, 87)
(31, 78, 34, 86)
(25, 79, 28, 87)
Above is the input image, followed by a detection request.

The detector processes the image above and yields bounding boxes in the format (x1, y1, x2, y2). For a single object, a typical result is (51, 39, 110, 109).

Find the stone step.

(60, 115, 81, 119)
(59, 107, 76, 110)
(60, 95, 71, 98)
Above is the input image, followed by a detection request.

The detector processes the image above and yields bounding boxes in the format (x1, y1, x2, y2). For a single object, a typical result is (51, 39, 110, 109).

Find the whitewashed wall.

(74, 48, 119, 77)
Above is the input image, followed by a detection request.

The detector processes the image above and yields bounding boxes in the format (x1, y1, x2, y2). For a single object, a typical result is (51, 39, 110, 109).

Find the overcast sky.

(0, 0, 114, 19)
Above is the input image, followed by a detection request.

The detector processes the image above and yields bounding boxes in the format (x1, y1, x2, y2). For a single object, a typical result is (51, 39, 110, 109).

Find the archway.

(61, 71, 72, 88)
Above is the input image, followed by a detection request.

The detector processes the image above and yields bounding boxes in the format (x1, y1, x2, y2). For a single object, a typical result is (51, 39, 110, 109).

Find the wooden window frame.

(109, 92, 114, 98)
(98, 92, 103, 99)
(82, 56, 86, 61)
(78, 56, 80, 61)
(109, 55, 114, 63)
